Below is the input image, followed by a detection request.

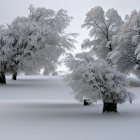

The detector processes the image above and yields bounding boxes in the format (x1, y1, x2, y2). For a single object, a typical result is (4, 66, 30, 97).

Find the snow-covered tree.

(107, 10, 140, 78)
(82, 6, 124, 59)
(0, 5, 78, 83)
(0, 25, 11, 84)
(63, 52, 135, 113)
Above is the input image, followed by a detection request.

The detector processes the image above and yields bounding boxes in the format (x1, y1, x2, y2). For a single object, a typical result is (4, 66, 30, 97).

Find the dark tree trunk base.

(12, 72, 17, 80)
(0, 72, 6, 84)
(84, 99, 92, 106)
(103, 102, 117, 113)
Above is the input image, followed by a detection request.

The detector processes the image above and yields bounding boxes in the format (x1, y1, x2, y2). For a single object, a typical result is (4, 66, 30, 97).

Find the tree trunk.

(84, 99, 89, 105)
(102, 102, 117, 113)
(12, 72, 17, 80)
(0, 72, 6, 84)
(84, 99, 92, 106)
(109, 44, 112, 51)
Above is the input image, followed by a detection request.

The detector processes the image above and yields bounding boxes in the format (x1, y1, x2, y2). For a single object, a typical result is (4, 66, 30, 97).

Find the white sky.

(0, 0, 140, 72)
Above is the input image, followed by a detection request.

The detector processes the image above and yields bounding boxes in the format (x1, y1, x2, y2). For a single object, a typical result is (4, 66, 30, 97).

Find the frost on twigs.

(106, 41, 112, 48)
(63, 52, 135, 112)
(107, 51, 121, 64)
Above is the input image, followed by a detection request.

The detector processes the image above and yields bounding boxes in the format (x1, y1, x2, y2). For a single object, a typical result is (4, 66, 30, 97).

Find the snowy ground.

(0, 76, 140, 140)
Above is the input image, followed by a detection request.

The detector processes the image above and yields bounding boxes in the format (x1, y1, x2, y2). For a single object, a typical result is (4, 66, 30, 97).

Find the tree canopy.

(63, 52, 135, 112)
(0, 5, 78, 83)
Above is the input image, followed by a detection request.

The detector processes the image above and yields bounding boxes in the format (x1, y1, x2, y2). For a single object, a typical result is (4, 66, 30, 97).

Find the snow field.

(0, 76, 140, 140)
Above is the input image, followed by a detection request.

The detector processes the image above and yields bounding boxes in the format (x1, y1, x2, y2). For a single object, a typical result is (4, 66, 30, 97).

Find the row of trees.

(0, 5, 137, 113)
(0, 5, 77, 83)
(1, 6, 139, 82)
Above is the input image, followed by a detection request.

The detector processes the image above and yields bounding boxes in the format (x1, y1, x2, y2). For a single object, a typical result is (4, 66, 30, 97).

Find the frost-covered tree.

(0, 25, 11, 84)
(0, 5, 78, 83)
(63, 52, 135, 113)
(107, 10, 140, 78)
(82, 6, 124, 59)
